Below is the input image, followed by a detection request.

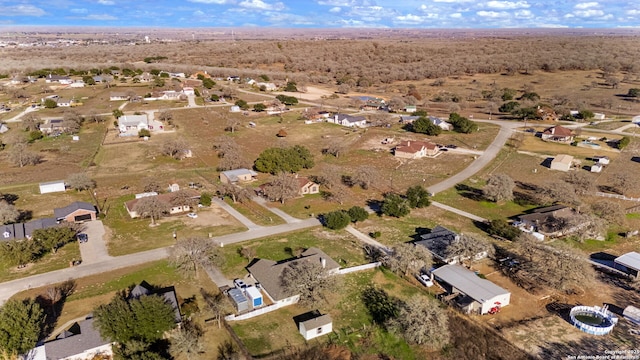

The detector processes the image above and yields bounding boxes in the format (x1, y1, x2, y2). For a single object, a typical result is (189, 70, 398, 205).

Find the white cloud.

(82, 14, 118, 20)
(329, 7, 342, 13)
(98, 0, 115, 5)
(450, 12, 462, 18)
(70, 8, 88, 14)
(574, 9, 604, 17)
(4, 4, 46, 16)
(476, 10, 507, 18)
(239, 0, 285, 10)
(432, 0, 474, 3)
(187, 0, 233, 3)
(395, 14, 426, 23)
(626, 9, 640, 16)
(485, 1, 529, 10)
(193, 10, 206, 16)
(317, 1, 370, 5)
(515, 9, 533, 18)
(574, 2, 598, 9)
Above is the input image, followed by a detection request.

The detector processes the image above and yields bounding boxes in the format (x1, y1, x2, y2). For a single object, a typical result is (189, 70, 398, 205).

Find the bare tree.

(170, 237, 220, 279)
(218, 183, 251, 204)
(225, 116, 241, 133)
(213, 136, 249, 171)
(133, 196, 168, 225)
(311, 164, 341, 190)
(336, 83, 350, 94)
(170, 190, 198, 210)
(21, 113, 41, 131)
(352, 165, 378, 190)
(262, 172, 299, 204)
(591, 201, 624, 225)
(200, 289, 234, 329)
(323, 184, 350, 205)
(368, 112, 395, 127)
(157, 109, 173, 123)
(161, 138, 190, 160)
(612, 173, 633, 195)
(8, 143, 42, 167)
(239, 246, 256, 260)
(0, 200, 19, 225)
(384, 243, 433, 277)
(533, 181, 581, 207)
(169, 319, 204, 360)
(61, 110, 83, 134)
(141, 177, 162, 193)
(444, 234, 494, 265)
(483, 174, 514, 202)
(66, 173, 96, 191)
(388, 297, 449, 349)
(322, 139, 346, 158)
(280, 260, 339, 306)
(563, 172, 594, 195)
(86, 109, 104, 123)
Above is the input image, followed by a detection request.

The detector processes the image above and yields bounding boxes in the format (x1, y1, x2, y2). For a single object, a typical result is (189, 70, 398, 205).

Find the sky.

(0, 0, 639, 29)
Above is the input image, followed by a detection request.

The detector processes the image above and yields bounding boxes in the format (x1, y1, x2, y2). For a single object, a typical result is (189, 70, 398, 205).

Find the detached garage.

(299, 314, 332, 341)
(614, 252, 640, 278)
(54, 202, 97, 223)
(39, 180, 66, 194)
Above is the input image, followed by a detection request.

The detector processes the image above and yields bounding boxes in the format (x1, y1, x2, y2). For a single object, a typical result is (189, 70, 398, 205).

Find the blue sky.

(0, 0, 639, 28)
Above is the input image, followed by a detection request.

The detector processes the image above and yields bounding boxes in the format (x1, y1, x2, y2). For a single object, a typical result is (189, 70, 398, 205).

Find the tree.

(8, 143, 42, 167)
(253, 103, 266, 112)
(202, 77, 216, 89)
(531, 181, 581, 207)
(141, 178, 161, 193)
(617, 136, 631, 150)
(234, 99, 248, 110)
(138, 128, 151, 138)
(280, 259, 338, 306)
(361, 287, 398, 325)
(157, 109, 173, 123)
(323, 184, 350, 205)
(0, 200, 19, 225)
(324, 210, 351, 230)
(170, 319, 204, 360)
(388, 297, 449, 349)
(387, 97, 405, 112)
(381, 193, 410, 218)
(352, 165, 378, 190)
(275, 94, 298, 105)
(0, 239, 39, 266)
(213, 136, 249, 171)
(239, 246, 256, 260)
(628, 88, 640, 97)
(347, 206, 369, 223)
(0, 299, 44, 357)
(254, 145, 314, 174)
(133, 196, 168, 225)
(577, 109, 594, 121)
(66, 172, 96, 191)
(62, 110, 84, 134)
(322, 139, 347, 158)
(448, 113, 478, 133)
(444, 234, 494, 265)
(563, 172, 594, 195)
(337, 83, 350, 94)
(218, 183, 251, 204)
(170, 190, 198, 210)
(200, 289, 233, 329)
(487, 219, 521, 240)
(483, 174, 515, 202)
(93, 293, 176, 344)
(200, 192, 212, 207)
(411, 117, 441, 136)
(263, 172, 300, 204)
(31, 225, 76, 254)
(43, 98, 57, 108)
(612, 173, 633, 195)
(161, 138, 190, 160)
(591, 201, 624, 225)
(284, 81, 298, 92)
(225, 116, 241, 133)
(170, 237, 220, 278)
(385, 242, 432, 277)
(405, 185, 431, 208)
(21, 113, 41, 132)
(112, 109, 124, 119)
(499, 101, 520, 113)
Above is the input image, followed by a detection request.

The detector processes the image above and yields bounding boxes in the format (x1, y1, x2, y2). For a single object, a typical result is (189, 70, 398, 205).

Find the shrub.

(370, 231, 381, 239)
(324, 210, 351, 230)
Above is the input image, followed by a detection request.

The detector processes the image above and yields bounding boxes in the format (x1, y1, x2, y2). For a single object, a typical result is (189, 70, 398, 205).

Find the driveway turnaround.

(78, 220, 113, 264)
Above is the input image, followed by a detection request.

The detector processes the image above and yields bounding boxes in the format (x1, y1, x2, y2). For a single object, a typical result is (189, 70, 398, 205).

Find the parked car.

(187, 212, 198, 219)
(445, 144, 457, 149)
(77, 233, 88, 243)
(234, 279, 247, 289)
(416, 274, 434, 287)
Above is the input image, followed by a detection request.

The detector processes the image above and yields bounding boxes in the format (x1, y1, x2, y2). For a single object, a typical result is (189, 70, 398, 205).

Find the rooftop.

(432, 264, 510, 303)
(615, 252, 640, 272)
(54, 201, 96, 219)
(552, 154, 574, 165)
(300, 314, 332, 328)
(221, 168, 258, 182)
(395, 140, 438, 154)
(41, 317, 111, 360)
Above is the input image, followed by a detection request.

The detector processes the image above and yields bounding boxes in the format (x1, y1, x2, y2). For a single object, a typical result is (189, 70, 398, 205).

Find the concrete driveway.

(78, 220, 113, 264)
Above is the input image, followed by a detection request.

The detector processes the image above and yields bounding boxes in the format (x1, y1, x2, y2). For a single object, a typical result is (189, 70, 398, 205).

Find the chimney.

(320, 257, 326, 269)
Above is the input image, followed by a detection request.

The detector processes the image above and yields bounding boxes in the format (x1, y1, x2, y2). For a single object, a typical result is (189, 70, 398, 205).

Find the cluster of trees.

(212, 136, 249, 171)
(275, 94, 298, 105)
(448, 113, 478, 134)
(254, 145, 314, 174)
(161, 138, 190, 160)
(133, 190, 198, 225)
(280, 258, 339, 306)
(410, 116, 442, 136)
(380, 185, 431, 218)
(0, 299, 44, 357)
(323, 206, 369, 230)
(2, 133, 43, 167)
(0, 226, 77, 266)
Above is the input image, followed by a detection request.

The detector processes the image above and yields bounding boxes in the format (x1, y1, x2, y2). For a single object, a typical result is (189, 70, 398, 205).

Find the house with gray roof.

(1, 218, 58, 241)
(128, 281, 182, 323)
(25, 316, 113, 360)
(54, 202, 97, 223)
(247, 247, 340, 305)
(415, 225, 489, 264)
(432, 264, 510, 315)
(220, 168, 258, 184)
(329, 113, 367, 128)
(614, 252, 640, 278)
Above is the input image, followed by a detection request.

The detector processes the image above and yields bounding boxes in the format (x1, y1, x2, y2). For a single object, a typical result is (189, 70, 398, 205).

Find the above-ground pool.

(570, 305, 618, 335)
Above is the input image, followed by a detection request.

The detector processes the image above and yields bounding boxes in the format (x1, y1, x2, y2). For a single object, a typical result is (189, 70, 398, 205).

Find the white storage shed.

(245, 286, 263, 308)
(39, 180, 66, 194)
(299, 314, 332, 340)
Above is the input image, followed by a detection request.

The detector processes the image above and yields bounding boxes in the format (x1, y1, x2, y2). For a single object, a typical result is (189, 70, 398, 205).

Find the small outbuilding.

(228, 288, 249, 313)
(550, 154, 574, 172)
(591, 164, 603, 173)
(39, 180, 66, 194)
(245, 286, 263, 308)
(623, 305, 640, 326)
(298, 313, 333, 341)
(614, 252, 640, 278)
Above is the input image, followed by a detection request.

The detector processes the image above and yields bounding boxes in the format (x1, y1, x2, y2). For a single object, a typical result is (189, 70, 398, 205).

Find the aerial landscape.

(1, 1, 640, 360)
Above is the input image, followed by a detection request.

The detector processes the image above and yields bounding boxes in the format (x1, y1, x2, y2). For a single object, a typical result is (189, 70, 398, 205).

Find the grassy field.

(219, 228, 367, 279)
(224, 198, 287, 226)
(0, 241, 80, 282)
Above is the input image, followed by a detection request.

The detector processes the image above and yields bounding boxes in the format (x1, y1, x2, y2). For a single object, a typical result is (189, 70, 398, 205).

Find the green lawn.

(219, 228, 367, 279)
(0, 241, 80, 283)
(224, 198, 286, 226)
(104, 195, 246, 256)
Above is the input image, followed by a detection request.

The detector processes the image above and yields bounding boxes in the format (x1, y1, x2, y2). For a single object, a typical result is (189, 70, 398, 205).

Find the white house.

(56, 98, 72, 107)
(68, 80, 85, 88)
(39, 180, 66, 194)
(182, 87, 195, 95)
(550, 154, 574, 172)
(230, 105, 241, 113)
(256, 82, 277, 91)
(299, 314, 333, 340)
(109, 92, 130, 101)
(429, 116, 453, 131)
(329, 114, 367, 128)
(432, 264, 511, 315)
(118, 114, 149, 134)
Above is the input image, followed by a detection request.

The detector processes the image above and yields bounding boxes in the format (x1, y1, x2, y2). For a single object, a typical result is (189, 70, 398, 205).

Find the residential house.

(40, 119, 65, 135)
(536, 106, 558, 122)
(329, 114, 368, 128)
(45, 74, 71, 84)
(220, 169, 258, 184)
(429, 116, 453, 131)
(124, 191, 199, 218)
(56, 98, 72, 107)
(399, 115, 420, 124)
(25, 316, 113, 360)
(358, 97, 385, 110)
(404, 105, 417, 113)
(227, 76, 240, 81)
(117, 114, 149, 134)
(256, 82, 277, 91)
(593, 113, 606, 120)
(136, 72, 153, 83)
(394, 140, 439, 159)
(614, 252, 640, 278)
(160, 90, 183, 100)
(432, 264, 511, 315)
(129, 281, 182, 323)
(68, 80, 85, 88)
(39, 180, 66, 194)
(550, 154, 574, 172)
(302, 108, 330, 121)
(541, 125, 574, 143)
(92, 75, 113, 84)
(415, 225, 489, 264)
(54, 202, 97, 222)
(229, 105, 241, 113)
(1, 218, 58, 241)
(515, 205, 586, 238)
(109, 92, 130, 101)
(182, 79, 202, 88)
(182, 87, 195, 96)
(258, 175, 319, 199)
(247, 247, 340, 305)
(296, 311, 333, 341)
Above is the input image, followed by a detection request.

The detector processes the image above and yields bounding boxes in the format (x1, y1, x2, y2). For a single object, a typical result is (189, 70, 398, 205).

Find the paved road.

(345, 225, 391, 254)
(212, 198, 263, 230)
(4, 105, 40, 123)
(431, 201, 487, 223)
(252, 196, 300, 224)
(427, 122, 516, 195)
(212, 218, 321, 246)
(78, 220, 113, 264)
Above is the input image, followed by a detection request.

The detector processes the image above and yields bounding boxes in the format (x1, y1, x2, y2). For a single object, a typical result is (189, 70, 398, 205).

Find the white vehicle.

(417, 274, 434, 287)
(187, 212, 198, 218)
(234, 279, 247, 289)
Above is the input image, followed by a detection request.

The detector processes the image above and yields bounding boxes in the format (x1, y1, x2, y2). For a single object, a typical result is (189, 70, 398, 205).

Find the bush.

(27, 130, 43, 142)
(618, 136, 631, 150)
(487, 219, 521, 241)
(370, 231, 381, 238)
(138, 129, 151, 138)
(347, 206, 369, 223)
(381, 193, 410, 218)
(200, 192, 212, 207)
(324, 210, 351, 230)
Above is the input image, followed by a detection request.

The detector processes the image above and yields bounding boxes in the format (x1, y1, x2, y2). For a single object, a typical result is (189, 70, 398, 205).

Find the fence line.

(337, 262, 382, 275)
(225, 301, 291, 321)
(594, 192, 640, 202)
